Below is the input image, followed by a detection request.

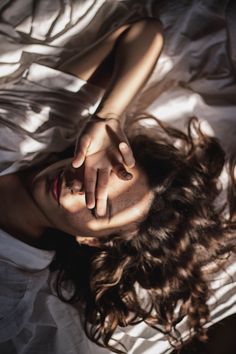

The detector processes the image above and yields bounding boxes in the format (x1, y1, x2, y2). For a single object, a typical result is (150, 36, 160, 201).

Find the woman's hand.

(72, 117, 135, 216)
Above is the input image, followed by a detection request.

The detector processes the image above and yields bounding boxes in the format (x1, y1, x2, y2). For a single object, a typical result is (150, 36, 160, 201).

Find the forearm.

(95, 19, 164, 119)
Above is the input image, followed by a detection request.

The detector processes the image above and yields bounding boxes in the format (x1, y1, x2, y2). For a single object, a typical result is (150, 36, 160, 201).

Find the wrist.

(90, 114, 121, 124)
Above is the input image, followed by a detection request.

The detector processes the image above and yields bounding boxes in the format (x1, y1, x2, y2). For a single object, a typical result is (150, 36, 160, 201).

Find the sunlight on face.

(31, 158, 153, 240)
(87, 172, 152, 232)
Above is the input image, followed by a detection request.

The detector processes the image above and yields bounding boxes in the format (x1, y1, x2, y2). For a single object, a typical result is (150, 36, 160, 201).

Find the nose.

(64, 166, 84, 194)
(70, 180, 84, 194)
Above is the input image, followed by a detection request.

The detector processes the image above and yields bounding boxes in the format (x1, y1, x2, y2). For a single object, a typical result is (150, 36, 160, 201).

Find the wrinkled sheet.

(0, 0, 235, 155)
(0, 1, 236, 354)
(130, 0, 236, 156)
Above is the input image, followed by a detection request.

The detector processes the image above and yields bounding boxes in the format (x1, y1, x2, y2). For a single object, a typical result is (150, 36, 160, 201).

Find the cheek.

(32, 177, 46, 201)
(32, 177, 97, 236)
(55, 207, 91, 236)
(60, 193, 84, 213)
(59, 195, 111, 235)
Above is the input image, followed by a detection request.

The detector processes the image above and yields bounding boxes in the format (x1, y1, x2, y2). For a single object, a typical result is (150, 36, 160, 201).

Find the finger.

(96, 168, 110, 217)
(113, 163, 133, 181)
(119, 142, 135, 167)
(84, 166, 97, 209)
(72, 134, 91, 168)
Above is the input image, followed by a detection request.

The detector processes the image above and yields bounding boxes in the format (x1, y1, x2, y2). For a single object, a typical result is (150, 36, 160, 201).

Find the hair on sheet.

(50, 116, 236, 353)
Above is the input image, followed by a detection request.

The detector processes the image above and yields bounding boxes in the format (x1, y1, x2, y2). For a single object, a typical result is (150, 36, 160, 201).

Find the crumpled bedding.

(1, 0, 235, 155)
(0, 1, 236, 354)
(0, 0, 151, 175)
(130, 0, 236, 155)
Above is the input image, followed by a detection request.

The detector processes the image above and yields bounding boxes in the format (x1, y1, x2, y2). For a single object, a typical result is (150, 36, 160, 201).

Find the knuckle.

(85, 180, 96, 190)
(101, 177, 109, 186)
(85, 164, 96, 173)
(98, 180, 108, 188)
(86, 179, 96, 185)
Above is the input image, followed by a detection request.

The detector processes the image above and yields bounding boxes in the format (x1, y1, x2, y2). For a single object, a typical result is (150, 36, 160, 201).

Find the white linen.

(0, 63, 104, 176)
(0, 229, 108, 354)
(0, 0, 236, 353)
(131, 0, 236, 155)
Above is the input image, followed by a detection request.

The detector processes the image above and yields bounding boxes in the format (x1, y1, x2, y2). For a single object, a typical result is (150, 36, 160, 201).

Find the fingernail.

(87, 204, 95, 210)
(120, 142, 128, 150)
(120, 171, 132, 180)
(86, 200, 95, 209)
(72, 160, 78, 168)
(97, 209, 106, 217)
(125, 173, 133, 180)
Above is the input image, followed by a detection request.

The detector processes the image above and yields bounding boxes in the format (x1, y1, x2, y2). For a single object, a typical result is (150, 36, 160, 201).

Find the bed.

(0, 1, 235, 353)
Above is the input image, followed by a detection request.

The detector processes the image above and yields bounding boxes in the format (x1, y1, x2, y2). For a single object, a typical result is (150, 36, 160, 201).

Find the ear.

(76, 235, 102, 248)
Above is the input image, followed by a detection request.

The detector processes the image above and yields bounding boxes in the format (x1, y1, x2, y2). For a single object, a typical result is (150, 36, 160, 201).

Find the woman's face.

(30, 158, 153, 241)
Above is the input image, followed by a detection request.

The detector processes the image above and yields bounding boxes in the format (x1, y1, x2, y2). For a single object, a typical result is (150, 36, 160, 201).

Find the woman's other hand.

(72, 116, 135, 216)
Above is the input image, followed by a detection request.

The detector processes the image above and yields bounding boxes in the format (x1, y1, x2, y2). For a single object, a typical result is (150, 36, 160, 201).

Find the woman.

(0, 18, 235, 354)
(1, 115, 236, 354)
(0, 18, 164, 354)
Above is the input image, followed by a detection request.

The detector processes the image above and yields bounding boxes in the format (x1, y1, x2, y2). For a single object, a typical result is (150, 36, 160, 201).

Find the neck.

(0, 172, 50, 246)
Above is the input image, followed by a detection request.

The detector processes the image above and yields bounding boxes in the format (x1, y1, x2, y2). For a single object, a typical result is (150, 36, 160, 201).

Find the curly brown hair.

(49, 116, 236, 353)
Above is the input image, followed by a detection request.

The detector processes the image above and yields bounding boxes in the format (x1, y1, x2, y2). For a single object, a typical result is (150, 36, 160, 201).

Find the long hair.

(50, 116, 236, 353)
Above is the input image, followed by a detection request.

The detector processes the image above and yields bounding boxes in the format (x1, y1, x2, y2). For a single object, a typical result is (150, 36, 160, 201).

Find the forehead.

(109, 168, 150, 209)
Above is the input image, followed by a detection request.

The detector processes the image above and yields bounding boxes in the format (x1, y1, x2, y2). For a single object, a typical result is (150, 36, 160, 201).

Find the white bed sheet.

(0, 0, 235, 161)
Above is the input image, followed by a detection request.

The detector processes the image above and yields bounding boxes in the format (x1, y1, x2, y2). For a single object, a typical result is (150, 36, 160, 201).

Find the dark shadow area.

(172, 314, 236, 354)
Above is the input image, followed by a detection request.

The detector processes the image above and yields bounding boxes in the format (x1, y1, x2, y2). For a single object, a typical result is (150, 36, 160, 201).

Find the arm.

(95, 19, 164, 119)
(73, 19, 164, 216)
